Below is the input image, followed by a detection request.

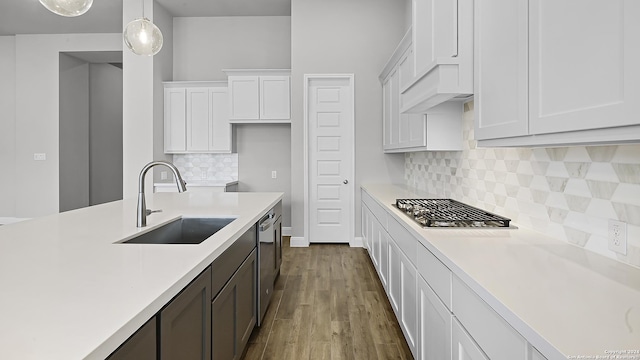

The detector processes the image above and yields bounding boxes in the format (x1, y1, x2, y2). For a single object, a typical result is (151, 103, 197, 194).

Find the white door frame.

(300, 74, 355, 247)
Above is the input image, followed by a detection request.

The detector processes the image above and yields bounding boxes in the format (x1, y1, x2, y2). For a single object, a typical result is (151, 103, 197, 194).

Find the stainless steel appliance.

(273, 202, 282, 280)
(395, 199, 511, 228)
(257, 208, 275, 325)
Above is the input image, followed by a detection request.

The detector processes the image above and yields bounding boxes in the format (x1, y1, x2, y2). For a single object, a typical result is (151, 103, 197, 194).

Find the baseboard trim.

(282, 226, 292, 237)
(350, 237, 364, 248)
(290, 236, 309, 247)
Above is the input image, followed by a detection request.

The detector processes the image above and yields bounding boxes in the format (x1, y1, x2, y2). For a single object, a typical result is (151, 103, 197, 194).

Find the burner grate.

(395, 199, 511, 228)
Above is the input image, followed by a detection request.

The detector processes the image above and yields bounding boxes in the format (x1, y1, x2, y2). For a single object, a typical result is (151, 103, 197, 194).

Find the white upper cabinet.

(164, 87, 187, 153)
(474, 0, 529, 140)
(401, 0, 474, 113)
(164, 82, 232, 154)
(225, 69, 291, 124)
(381, 32, 463, 153)
(475, 0, 640, 146)
(228, 76, 259, 120)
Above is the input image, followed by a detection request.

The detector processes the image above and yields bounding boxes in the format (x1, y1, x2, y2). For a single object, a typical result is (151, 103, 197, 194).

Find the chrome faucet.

(137, 161, 187, 227)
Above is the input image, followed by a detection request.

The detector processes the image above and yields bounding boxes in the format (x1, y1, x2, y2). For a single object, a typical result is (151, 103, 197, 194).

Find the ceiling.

(0, 0, 290, 36)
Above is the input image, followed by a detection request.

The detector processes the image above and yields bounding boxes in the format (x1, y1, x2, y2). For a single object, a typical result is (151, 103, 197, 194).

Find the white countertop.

(154, 180, 238, 187)
(362, 184, 640, 359)
(0, 191, 282, 360)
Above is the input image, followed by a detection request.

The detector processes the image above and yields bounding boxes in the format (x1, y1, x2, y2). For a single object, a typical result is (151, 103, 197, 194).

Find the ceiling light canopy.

(123, 17, 163, 56)
(39, 0, 93, 17)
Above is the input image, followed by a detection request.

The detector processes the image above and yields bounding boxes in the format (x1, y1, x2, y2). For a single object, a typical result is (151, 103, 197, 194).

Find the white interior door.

(305, 75, 354, 244)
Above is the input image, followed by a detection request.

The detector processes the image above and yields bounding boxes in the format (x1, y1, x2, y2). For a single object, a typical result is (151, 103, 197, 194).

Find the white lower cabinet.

(452, 275, 527, 360)
(387, 235, 418, 357)
(452, 317, 489, 360)
(418, 275, 452, 360)
(399, 247, 418, 358)
(388, 237, 402, 317)
(361, 190, 550, 360)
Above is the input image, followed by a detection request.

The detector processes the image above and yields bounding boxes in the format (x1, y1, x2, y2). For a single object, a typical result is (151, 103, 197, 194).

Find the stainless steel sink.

(120, 217, 236, 244)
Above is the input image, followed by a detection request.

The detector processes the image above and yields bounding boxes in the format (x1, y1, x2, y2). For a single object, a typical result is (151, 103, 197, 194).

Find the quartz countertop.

(362, 183, 640, 359)
(0, 191, 282, 360)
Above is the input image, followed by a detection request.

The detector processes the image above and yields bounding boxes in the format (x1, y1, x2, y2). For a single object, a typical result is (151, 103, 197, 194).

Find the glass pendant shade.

(123, 18, 164, 56)
(39, 0, 93, 17)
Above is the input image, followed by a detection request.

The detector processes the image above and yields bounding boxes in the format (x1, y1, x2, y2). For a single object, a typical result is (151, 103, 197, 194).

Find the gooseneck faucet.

(137, 161, 187, 227)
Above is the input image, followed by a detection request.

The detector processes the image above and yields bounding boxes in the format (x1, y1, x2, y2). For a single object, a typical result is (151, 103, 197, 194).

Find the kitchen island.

(0, 191, 282, 360)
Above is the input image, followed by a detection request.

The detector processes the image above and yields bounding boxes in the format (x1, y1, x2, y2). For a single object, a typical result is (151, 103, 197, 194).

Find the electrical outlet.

(271, 171, 277, 179)
(608, 219, 627, 255)
(160, 171, 167, 180)
(33, 153, 46, 161)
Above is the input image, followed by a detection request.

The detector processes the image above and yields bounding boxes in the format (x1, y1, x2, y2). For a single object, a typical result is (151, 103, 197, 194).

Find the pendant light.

(123, 0, 163, 56)
(39, 0, 93, 17)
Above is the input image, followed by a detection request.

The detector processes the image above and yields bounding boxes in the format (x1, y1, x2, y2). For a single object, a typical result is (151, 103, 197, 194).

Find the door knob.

(343, 180, 348, 184)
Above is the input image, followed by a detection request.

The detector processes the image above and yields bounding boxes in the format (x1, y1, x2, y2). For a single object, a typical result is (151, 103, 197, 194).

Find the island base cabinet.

(160, 267, 212, 360)
(212, 250, 258, 360)
(107, 318, 156, 360)
(452, 318, 489, 360)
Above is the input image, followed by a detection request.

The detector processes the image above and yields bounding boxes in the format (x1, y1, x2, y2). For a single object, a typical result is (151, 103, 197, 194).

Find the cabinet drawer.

(388, 216, 417, 265)
(453, 275, 527, 360)
(361, 190, 388, 230)
(417, 243, 452, 310)
(211, 224, 257, 299)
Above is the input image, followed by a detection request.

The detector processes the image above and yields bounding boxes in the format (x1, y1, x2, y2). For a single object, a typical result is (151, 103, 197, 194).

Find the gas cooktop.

(395, 199, 511, 228)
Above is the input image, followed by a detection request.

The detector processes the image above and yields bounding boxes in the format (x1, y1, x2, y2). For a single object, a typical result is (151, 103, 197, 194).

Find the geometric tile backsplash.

(405, 101, 640, 268)
(173, 154, 238, 182)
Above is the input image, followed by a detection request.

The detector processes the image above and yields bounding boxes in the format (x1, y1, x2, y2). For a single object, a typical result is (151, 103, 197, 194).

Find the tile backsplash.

(405, 101, 640, 268)
(173, 154, 238, 182)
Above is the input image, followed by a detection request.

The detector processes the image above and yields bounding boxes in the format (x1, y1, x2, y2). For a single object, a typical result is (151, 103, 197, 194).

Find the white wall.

(173, 16, 291, 81)
(152, 2, 175, 183)
(14, 33, 122, 218)
(172, 16, 293, 226)
(59, 54, 90, 212)
(0, 36, 16, 217)
(89, 63, 123, 205)
(236, 124, 292, 227)
(290, 0, 408, 240)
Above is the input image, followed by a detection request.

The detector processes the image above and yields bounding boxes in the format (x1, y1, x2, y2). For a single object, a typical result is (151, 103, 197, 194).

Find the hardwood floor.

(242, 237, 413, 360)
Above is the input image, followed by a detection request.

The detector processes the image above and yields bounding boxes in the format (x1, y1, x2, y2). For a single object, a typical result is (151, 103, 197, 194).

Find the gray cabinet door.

(213, 250, 257, 360)
(160, 267, 212, 360)
(107, 317, 156, 360)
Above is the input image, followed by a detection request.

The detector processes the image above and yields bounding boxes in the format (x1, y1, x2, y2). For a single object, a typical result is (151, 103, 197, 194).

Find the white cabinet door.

(209, 88, 231, 153)
(398, 47, 414, 90)
(388, 236, 417, 357)
(418, 275, 452, 360)
(228, 76, 259, 120)
(186, 88, 210, 152)
(164, 88, 187, 152)
(388, 237, 402, 316)
(389, 70, 401, 149)
(260, 76, 290, 120)
(400, 248, 418, 358)
(378, 228, 389, 290)
(452, 318, 489, 360)
(382, 75, 393, 150)
(474, 0, 528, 140)
(370, 216, 380, 269)
(361, 204, 369, 251)
(413, 0, 458, 76)
(529, 0, 640, 135)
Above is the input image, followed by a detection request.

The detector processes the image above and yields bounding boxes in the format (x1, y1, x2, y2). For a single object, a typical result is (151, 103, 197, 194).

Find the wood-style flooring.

(242, 237, 413, 360)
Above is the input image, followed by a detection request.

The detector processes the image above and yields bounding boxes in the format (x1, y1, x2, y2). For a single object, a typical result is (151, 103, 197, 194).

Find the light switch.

(33, 153, 46, 161)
